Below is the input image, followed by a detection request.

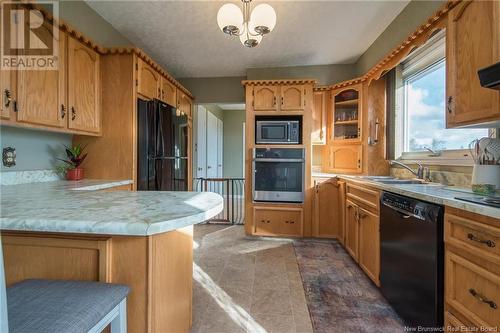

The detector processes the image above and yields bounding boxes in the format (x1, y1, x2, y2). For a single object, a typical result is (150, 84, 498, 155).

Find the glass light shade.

(217, 3, 243, 35)
(239, 25, 261, 47)
(250, 3, 276, 34)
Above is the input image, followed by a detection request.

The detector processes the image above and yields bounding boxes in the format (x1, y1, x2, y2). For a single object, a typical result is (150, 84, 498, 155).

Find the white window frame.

(394, 30, 493, 166)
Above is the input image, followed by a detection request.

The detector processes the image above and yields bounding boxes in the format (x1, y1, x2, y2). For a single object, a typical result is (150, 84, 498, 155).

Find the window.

(394, 31, 490, 164)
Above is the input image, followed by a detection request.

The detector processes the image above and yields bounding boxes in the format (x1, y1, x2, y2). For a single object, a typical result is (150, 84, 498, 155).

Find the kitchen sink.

(376, 179, 426, 185)
(358, 176, 395, 180)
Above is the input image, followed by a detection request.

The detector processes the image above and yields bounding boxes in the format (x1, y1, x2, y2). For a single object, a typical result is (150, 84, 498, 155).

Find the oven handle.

(253, 158, 305, 163)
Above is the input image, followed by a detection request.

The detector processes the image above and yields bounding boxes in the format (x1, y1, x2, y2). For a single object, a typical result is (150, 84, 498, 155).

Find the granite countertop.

(312, 173, 499, 220)
(0, 179, 224, 236)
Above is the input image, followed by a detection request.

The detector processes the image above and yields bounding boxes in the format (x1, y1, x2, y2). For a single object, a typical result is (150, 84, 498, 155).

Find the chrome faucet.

(389, 160, 424, 179)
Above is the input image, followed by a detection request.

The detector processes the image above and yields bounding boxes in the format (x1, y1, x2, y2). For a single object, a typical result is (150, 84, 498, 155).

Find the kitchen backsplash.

(390, 167, 472, 187)
(0, 169, 61, 185)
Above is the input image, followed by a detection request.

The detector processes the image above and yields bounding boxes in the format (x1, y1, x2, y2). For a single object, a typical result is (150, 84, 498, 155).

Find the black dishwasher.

(380, 191, 444, 329)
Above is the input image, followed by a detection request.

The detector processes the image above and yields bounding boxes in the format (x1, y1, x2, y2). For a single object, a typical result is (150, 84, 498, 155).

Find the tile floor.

(192, 224, 313, 333)
(191, 224, 403, 333)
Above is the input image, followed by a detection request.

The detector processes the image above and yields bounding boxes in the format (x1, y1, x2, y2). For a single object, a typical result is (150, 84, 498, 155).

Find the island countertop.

(0, 179, 224, 236)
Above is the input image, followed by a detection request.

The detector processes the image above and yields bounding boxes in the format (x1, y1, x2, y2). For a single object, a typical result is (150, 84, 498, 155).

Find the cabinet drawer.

(445, 252, 500, 329)
(445, 213, 500, 266)
(253, 207, 302, 237)
(346, 182, 379, 213)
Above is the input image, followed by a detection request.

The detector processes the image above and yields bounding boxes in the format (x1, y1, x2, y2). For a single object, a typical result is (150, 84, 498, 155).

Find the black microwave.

(255, 119, 300, 144)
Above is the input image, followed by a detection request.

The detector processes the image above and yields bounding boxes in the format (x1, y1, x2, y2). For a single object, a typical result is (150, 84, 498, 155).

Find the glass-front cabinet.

(331, 85, 362, 143)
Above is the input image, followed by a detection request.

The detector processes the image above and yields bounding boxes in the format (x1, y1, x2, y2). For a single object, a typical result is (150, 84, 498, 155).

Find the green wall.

(222, 110, 245, 178)
(247, 64, 356, 86)
(1, 1, 131, 173)
(179, 77, 246, 104)
(0, 127, 72, 171)
(354, 0, 445, 76)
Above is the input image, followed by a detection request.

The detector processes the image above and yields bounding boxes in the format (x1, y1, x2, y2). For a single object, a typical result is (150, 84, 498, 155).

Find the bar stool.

(0, 237, 130, 333)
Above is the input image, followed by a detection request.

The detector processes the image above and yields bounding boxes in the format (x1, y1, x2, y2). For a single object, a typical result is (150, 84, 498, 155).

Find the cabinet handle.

(60, 104, 66, 119)
(71, 107, 76, 121)
(285, 220, 289, 224)
(261, 219, 265, 223)
(3, 89, 12, 108)
(273, 96, 276, 106)
(267, 220, 270, 224)
(447, 96, 453, 114)
(158, 87, 161, 98)
(319, 129, 324, 140)
(467, 233, 495, 248)
(281, 96, 283, 106)
(13, 100, 18, 112)
(469, 288, 497, 309)
(162, 89, 165, 99)
(290, 220, 295, 224)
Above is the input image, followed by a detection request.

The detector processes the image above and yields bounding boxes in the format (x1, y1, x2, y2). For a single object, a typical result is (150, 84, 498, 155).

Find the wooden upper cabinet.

(280, 85, 305, 111)
(137, 58, 160, 100)
(1, 69, 13, 119)
(312, 90, 327, 144)
(331, 86, 362, 143)
(446, 0, 500, 127)
(161, 77, 177, 107)
(253, 86, 279, 111)
(345, 200, 359, 261)
(326, 144, 362, 173)
(313, 177, 342, 238)
(16, 30, 66, 128)
(177, 90, 192, 118)
(67, 38, 100, 133)
(358, 206, 380, 286)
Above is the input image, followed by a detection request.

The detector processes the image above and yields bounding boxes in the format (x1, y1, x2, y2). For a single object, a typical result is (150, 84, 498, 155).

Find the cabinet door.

(313, 178, 341, 238)
(358, 206, 380, 285)
(446, 0, 500, 127)
(177, 91, 192, 118)
(67, 38, 100, 133)
(331, 86, 362, 143)
(280, 85, 304, 111)
(253, 86, 278, 111)
(161, 78, 177, 107)
(16, 30, 66, 128)
(345, 200, 359, 260)
(254, 208, 282, 236)
(0, 70, 13, 119)
(279, 209, 302, 237)
(327, 144, 362, 173)
(137, 58, 160, 100)
(312, 91, 327, 144)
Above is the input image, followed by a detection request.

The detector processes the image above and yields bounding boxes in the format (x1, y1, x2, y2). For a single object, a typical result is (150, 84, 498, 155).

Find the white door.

(217, 119, 223, 178)
(196, 105, 207, 179)
(206, 111, 218, 178)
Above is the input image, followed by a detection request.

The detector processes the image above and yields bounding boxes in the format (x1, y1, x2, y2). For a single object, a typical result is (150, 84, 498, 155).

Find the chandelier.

(217, 0, 276, 48)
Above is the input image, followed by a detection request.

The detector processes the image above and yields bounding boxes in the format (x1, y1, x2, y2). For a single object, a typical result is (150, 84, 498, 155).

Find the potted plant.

(56, 144, 88, 181)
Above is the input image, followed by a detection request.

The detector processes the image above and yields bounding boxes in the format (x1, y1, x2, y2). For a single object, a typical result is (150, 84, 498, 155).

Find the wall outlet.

(2, 147, 16, 167)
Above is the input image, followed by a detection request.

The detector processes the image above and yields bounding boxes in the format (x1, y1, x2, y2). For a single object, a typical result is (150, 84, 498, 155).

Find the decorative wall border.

(242, 79, 317, 86)
(326, 0, 459, 90)
(29, 3, 193, 99)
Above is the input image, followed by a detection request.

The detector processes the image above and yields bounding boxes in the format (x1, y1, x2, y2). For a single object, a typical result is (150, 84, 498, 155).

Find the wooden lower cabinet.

(343, 182, 380, 286)
(358, 206, 380, 286)
(345, 199, 359, 260)
(444, 208, 500, 332)
(2, 226, 194, 333)
(312, 177, 344, 239)
(444, 311, 468, 332)
(253, 206, 303, 237)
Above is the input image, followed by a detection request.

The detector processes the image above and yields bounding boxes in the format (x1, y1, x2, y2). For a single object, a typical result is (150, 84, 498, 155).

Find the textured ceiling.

(86, 0, 409, 78)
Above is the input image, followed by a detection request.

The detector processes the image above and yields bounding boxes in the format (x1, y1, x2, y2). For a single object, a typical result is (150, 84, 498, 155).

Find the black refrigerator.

(137, 99, 188, 191)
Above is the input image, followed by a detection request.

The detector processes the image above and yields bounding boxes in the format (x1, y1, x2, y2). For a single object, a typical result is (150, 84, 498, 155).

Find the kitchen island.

(0, 179, 224, 333)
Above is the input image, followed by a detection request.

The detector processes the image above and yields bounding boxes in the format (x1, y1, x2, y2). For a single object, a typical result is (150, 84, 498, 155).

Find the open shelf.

(334, 120, 358, 125)
(334, 99, 359, 107)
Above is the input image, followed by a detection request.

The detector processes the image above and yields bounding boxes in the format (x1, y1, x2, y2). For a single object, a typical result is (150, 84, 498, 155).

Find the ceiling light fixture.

(217, 0, 276, 48)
